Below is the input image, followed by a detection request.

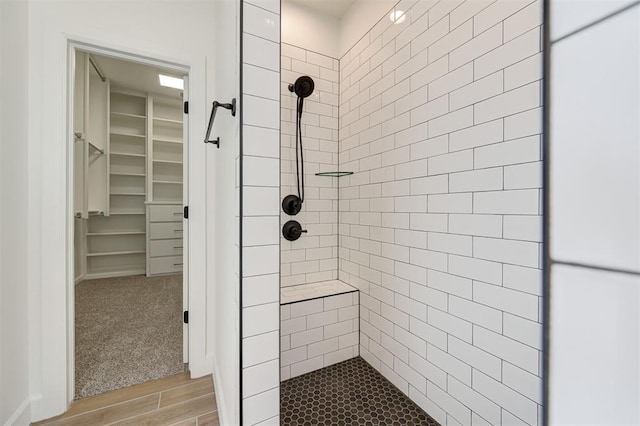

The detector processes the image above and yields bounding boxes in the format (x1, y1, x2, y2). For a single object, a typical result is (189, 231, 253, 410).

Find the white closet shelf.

(87, 231, 145, 236)
(110, 192, 145, 196)
(109, 211, 145, 215)
(110, 132, 146, 139)
(153, 117, 182, 125)
(110, 152, 146, 157)
(111, 112, 146, 120)
(153, 180, 183, 184)
(110, 88, 146, 98)
(153, 159, 183, 164)
(154, 138, 183, 144)
(87, 250, 146, 257)
(110, 172, 146, 177)
(145, 201, 182, 205)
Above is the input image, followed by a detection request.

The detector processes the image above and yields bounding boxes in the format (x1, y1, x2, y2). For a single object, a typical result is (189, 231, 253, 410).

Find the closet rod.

(88, 55, 106, 82)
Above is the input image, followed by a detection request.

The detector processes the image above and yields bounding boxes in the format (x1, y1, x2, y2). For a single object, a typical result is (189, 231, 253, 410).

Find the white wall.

(281, 0, 396, 59)
(549, 1, 640, 424)
(282, 1, 340, 58)
(21, 0, 217, 421)
(338, 0, 544, 424)
(0, 0, 31, 424)
(339, 0, 396, 57)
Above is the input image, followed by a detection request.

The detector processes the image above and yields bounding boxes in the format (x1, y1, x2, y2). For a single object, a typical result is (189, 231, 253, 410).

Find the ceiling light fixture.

(159, 74, 184, 90)
(390, 9, 406, 24)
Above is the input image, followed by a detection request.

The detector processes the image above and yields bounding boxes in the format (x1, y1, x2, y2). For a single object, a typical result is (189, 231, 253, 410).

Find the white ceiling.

(285, 0, 357, 18)
(90, 54, 185, 99)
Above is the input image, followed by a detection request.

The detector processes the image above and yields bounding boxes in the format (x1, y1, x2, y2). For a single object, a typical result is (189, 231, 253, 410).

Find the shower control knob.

(282, 220, 307, 241)
(282, 194, 302, 216)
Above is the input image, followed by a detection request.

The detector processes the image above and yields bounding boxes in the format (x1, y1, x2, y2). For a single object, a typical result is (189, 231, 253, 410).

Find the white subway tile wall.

(242, 0, 281, 424)
(281, 44, 340, 287)
(281, 292, 360, 381)
(338, 0, 543, 425)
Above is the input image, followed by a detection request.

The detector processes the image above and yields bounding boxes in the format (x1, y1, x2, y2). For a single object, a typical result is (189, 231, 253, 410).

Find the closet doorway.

(72, 50, 189, 399)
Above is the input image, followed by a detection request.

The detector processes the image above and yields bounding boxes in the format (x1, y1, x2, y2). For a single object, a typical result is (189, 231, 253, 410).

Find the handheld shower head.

(288, 76, 315, 98)
(283, 75, 315, 219)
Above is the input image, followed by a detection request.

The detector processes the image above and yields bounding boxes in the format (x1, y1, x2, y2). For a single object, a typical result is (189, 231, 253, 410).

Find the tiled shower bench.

(280, 280, 359, 381)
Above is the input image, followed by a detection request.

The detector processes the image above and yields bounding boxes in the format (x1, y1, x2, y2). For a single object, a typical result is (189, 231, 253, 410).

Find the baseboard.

(4, 397, 30, 426)
(189, 354, 213, 379)
(212, 358, 232, 426)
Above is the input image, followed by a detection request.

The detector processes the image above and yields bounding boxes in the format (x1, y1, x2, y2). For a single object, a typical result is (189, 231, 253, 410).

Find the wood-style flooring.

(33, 372, 218, 426)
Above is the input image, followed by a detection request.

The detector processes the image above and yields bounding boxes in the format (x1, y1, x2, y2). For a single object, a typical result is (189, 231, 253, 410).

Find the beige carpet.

(75, 274, 184, 399)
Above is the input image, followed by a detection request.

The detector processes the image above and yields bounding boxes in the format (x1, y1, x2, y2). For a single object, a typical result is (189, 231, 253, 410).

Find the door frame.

(65, 39, 203, 406)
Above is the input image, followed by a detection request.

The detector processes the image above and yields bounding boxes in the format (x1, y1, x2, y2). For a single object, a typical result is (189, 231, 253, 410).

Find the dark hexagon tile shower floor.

(280, 357, 441, 425)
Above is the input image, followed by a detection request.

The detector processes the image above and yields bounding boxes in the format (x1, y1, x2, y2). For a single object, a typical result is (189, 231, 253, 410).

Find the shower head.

(288, 76, 315, 98)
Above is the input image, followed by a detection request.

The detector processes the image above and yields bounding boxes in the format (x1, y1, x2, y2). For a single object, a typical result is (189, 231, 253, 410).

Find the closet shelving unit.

(145, 95, 184, 276)
(81, 89, 184, 279)
(86, 89, 148, 278)
(150, 97, 184, 203)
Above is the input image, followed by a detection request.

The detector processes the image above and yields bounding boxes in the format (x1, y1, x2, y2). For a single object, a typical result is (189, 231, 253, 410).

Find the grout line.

(243, 92, 280, 104)
(245, 61, 282, 76)
(243, 0, 277, 16)
(242, 30, 281, 47)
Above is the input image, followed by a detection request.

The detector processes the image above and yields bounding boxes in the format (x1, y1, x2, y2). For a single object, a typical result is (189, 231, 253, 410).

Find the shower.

(273, 0, 548, 424)
(282, 75, 314, 241)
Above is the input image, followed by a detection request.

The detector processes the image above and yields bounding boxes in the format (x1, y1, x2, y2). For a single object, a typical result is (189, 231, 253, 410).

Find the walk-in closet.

(72, 51, 187, 399)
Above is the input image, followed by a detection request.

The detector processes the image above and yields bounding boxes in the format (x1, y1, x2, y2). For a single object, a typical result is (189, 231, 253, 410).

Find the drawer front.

(150, 222, 183, 239)
(150, 239, 184, 258)
(149, 256, 183, 275)
(149, 205, 183, 222)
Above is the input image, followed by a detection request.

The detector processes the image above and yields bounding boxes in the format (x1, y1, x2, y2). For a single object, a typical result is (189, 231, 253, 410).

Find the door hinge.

(184, 206, 189, 219)
(184, 101, 189, 114)
(184, 311, 189, 324)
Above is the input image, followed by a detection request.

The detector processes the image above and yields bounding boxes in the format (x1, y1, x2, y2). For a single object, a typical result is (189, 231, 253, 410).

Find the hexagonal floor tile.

(280, 357, 440, 425)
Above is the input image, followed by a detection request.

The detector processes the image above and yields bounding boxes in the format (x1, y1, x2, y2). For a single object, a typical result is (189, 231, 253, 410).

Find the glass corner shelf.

(315, 171, 353, 177)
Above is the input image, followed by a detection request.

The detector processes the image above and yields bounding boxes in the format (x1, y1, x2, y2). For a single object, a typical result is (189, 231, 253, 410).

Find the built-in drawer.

(149, 239, 183, 257)
(149, 222, 183, 239)
(149, 204, 183, 222)
(149, 256, 183, 275)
